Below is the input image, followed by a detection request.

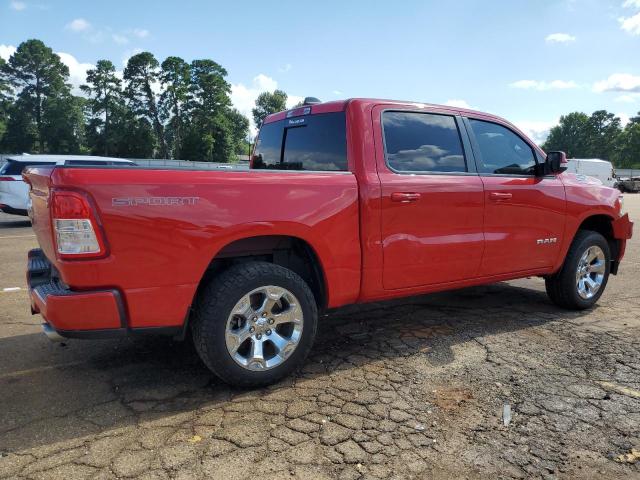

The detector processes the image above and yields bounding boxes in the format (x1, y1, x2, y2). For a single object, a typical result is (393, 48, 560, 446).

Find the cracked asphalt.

(1, 197, 639, 480)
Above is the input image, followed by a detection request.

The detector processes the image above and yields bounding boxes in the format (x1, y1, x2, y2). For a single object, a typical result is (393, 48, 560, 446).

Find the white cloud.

(0, 44, 17, 61)
(66, 18, 91, 32)
(545, 32, 576, 43)
(332, 90, 342, 96)
(286, 94, 304, 109)
(231, 73, 302, 135)
(278, 63, 292, 73)
(444, 99, 473, 109)
(513, 120, 558, 145)
(623, 0, 640, 8)
(593, 73, 640, 92)
(617, 112, 631, 126)
(619, 12, 640, 35)
(56, 51, 94, 95)
(615, 93, 640, 103)
(510, 79, 578, 90)
(10, 0, 26, 10)
(112, 33, 129, 45)
(131, 28, 149, 38)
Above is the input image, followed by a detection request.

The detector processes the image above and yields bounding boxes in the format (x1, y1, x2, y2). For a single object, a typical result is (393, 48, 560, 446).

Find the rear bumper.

(28, 249, 182, 340)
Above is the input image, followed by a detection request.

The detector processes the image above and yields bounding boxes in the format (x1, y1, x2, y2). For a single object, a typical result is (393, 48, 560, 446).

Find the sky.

(1, 0, 640, 143)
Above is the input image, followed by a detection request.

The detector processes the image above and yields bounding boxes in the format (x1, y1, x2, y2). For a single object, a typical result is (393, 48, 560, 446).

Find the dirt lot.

(1, 197, 639, 480)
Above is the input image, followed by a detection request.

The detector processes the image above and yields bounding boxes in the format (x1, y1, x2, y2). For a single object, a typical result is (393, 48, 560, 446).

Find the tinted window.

(252, 112, 347, 171)
(252, 122, 282, 168)
(469, 119, 536, 175)
(64, 160, 133, 166)
(0, 160, 55, 175)
(382, 112, 466, 173)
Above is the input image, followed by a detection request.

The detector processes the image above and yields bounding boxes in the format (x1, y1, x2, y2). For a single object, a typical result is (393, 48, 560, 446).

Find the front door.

(374, 107, 485, 290)
(465, 117, 566, 276)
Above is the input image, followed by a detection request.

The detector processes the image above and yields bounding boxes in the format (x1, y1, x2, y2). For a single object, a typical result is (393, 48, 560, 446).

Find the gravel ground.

(0, 197, 639, 480)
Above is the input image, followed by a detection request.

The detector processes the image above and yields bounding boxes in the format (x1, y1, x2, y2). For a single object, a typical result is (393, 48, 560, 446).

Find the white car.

(565, 158, 616, 188)
(0, 155, 135, 216)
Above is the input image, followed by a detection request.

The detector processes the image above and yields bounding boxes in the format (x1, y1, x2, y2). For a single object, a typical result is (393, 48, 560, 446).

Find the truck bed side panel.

(28, 168, 361, 327)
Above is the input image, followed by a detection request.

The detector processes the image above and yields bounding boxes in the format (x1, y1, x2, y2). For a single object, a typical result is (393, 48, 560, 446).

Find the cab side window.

(469, 119, 536, 175)
(382, 112, 467, 173)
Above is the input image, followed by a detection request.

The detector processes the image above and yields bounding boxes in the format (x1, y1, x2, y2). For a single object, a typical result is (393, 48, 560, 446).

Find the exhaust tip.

(42, 323, 65, 343)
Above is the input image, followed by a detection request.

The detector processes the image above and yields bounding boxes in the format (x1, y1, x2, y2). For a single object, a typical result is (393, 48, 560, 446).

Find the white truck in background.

(565, 158, 616, 188)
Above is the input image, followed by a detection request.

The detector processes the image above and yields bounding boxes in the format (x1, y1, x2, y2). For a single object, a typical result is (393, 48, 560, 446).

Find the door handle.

(391, 192, 421, 203)
(489, 192, 513, 201)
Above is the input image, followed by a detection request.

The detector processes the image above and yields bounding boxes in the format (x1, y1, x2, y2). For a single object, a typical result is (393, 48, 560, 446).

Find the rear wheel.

(545, 230, 610, 310)
(191, 261, 317, 387)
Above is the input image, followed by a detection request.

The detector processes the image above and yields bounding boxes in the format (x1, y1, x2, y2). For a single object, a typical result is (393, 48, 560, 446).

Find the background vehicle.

(618, 176, 640, 193)
(0, 155, 135, 216)
(565, 158, 616, 188)
(23, 99, 633, 387)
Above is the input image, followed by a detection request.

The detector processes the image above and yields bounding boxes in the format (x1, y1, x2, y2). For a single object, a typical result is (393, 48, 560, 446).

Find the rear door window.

(382, 111, 467, 173)
(252, 112, 347, 171)
(0, 161, 56, 175)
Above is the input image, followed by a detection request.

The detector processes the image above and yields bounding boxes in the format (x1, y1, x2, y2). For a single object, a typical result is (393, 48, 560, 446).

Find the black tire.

(191, 261, 318, 387)
(545, 230, 611, 310)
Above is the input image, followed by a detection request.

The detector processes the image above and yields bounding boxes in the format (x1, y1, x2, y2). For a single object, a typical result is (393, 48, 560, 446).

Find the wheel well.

(199, 235, 327, 310)
(577, 214, 619, 271)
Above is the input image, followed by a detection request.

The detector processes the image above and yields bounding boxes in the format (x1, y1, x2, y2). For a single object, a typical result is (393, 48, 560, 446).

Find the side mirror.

(543, 151, 568, 175)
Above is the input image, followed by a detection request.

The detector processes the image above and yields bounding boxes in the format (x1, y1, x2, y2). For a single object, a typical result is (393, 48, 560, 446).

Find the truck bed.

(24, 165, 361, 331)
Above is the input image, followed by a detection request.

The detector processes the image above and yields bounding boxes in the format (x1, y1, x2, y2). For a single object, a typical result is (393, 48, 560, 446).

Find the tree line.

(542, 110, 640, 168)
(0, 39, 292, 162)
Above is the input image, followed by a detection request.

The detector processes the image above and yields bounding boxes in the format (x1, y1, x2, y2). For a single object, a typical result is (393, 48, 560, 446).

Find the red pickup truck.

(24, 98, 633, 387)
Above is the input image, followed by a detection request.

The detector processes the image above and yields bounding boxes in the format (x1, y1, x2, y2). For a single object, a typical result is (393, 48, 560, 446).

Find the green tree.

(43, 93, 85, 154)
(618, 120, 640, 168)
(227, 108, 250, 156)
(2, 104, 37, 152)
(585, 110, 622, 161)
(542, 112, 590, 158)
(181, 59, 234, 162)
(159, 56, 190, 159)
(124, 52, 167, 158)
(252, 89, 287, 127)
(3, 39, 71, 152)
(81, 60, 123, 155)
(0, 57, 11, 144)
(114, 111, 155, 158)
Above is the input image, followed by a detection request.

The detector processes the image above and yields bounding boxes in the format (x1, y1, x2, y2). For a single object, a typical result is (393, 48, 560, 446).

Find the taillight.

(0, 176, 16, 181)
(51, 190, 107, 259)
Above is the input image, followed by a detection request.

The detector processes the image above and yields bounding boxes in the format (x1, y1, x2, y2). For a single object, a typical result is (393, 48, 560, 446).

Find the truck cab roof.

(263, 98, 501, 125)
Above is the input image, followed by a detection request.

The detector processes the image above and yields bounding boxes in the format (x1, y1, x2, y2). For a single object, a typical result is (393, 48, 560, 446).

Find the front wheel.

(191, 261, 318, 387)
(545, 230, 611, 310)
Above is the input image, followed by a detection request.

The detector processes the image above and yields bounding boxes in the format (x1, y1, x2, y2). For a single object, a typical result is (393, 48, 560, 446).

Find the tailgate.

(23, 167, 57, 262)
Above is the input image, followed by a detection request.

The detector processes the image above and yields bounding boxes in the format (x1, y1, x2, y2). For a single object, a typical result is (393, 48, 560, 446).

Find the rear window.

(0, 160, 56, 175)
(252, 112, 348, 171)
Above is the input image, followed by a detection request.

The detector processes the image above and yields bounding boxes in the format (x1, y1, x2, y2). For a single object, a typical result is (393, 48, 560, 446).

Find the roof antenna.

(303, 97, 322, 105)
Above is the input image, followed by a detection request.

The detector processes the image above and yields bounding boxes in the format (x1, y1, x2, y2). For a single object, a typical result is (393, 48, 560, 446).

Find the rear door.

(465, 117, 566, 276)
(373, 106, 485, 290)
